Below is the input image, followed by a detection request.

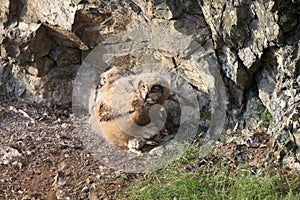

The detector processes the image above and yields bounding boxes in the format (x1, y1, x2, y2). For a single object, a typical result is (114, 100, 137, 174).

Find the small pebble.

(74, 143, 82, 149)
(61, 123, 68, 129)
(81, 186, 90, 193)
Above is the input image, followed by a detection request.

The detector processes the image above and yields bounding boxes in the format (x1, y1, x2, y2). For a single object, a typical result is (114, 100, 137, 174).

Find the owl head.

(135, 74, 171, 106)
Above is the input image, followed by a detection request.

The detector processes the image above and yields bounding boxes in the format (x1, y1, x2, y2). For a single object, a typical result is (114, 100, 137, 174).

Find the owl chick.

(92, 71, 172, 154)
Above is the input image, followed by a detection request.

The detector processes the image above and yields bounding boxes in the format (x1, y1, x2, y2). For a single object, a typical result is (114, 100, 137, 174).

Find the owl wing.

(94, 80, 132, 123)
(94, 100, 114, 122)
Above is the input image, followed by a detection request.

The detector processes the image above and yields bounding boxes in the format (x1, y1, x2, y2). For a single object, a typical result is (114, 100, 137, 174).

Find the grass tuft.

(121, 145, 300, 199)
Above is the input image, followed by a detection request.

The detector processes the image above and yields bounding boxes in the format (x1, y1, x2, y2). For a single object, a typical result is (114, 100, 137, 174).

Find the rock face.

(0, 0, 131, 105)
(0, 0, 299, 167)
(200, 0, 300, 167)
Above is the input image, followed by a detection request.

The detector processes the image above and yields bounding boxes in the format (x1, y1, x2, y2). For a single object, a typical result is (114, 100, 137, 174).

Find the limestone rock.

(20, 0, 77, 31)
(201, 0, 298, 88)
(0, 145, 23, 166)
(200, 0, 300, 168)
(256, 42, 300, 150)
(0, 0, 140, 105)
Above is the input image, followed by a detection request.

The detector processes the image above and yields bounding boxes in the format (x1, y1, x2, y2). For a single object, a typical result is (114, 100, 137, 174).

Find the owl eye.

(151, 85, 162, 93)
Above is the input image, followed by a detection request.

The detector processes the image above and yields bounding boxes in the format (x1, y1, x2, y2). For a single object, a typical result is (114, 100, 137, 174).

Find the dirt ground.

(0, 91, 274, 199)
(0, 91, 137, 199)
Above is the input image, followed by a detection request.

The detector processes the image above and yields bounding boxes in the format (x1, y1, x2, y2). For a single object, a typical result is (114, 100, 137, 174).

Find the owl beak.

(142, 90, 150, 100)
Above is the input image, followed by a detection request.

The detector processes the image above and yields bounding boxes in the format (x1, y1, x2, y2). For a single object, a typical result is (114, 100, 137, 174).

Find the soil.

(0, 91, 275, 199)
(0, 92, 134, 199)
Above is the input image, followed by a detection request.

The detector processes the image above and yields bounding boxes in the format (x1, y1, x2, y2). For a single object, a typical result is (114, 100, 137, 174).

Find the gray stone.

(20, 0, 77, 30)
(256, 42, 300, 153)
(0, 145, 23, 166)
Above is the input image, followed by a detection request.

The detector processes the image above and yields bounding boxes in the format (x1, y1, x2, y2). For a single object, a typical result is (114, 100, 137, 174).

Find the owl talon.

(146, 140, 158, 146)
(128, 148, 144, 156)
(128, 138, 147, 150)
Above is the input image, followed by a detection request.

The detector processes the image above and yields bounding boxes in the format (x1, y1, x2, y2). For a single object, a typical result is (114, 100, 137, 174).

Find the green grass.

(121, 146, 300, 200)
(202, 108, 212, 120)
(255, 97, 273, 128)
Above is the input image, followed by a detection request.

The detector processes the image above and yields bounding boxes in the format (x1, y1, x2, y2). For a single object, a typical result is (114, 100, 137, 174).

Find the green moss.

(291, 113, 299, 121)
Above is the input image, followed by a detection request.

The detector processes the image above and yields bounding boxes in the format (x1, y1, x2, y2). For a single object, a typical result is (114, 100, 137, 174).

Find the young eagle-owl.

(92, 69, 172, 154)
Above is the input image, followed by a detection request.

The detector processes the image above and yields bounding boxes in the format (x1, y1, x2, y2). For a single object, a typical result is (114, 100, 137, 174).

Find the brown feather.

(92, 71, 172, 151)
